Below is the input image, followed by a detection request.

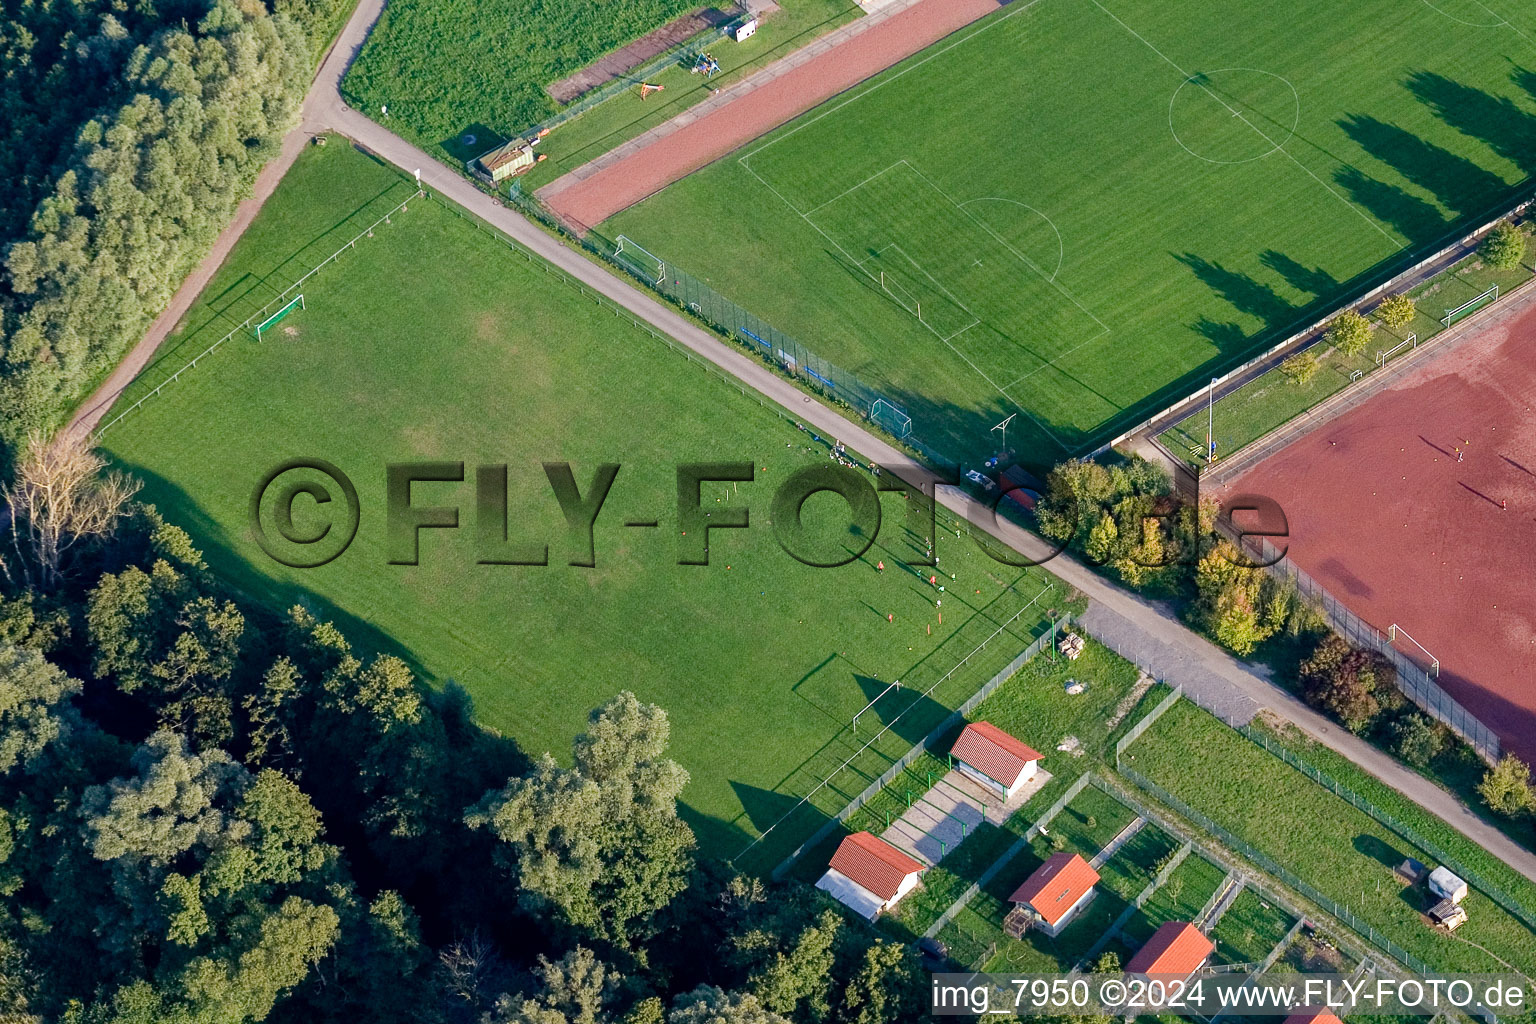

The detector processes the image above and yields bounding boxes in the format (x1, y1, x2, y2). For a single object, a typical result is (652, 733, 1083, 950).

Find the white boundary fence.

(98, 190, 424, 435)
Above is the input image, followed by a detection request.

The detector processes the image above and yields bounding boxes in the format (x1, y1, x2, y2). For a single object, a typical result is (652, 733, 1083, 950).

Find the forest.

(0, 436, 927, 1022)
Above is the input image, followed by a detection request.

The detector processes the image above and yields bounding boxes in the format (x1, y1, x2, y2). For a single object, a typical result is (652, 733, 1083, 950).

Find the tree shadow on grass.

(1352, 832, 1405, 869)
(1336, 167, 1449, 248)
(1338, 114, 1511, 222)
(439, 123, 506, 166)
(1405, 71, 1536, 180)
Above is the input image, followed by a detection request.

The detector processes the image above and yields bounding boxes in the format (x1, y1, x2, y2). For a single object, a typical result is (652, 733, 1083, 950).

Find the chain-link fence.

(505, 186, 959, 466)
(522, 21, 743, 139)
(1240, 535, 1501, 761)
(1198, 274, 1536, 487)
(1237, 724, 1536, 933)
(766, 608, 1073, 879)
(1114, 685, 1185, 760)
(1116, 764, 1444, 979)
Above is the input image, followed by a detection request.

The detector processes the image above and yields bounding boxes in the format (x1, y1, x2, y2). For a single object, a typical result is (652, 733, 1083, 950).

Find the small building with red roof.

(1007, 851, 1100, 937)
(815, 831, 924, 920)
(1284, 1009, 1344, 1024)
(951, 722, 1043, 799)
(1126, 921, 1214, 978)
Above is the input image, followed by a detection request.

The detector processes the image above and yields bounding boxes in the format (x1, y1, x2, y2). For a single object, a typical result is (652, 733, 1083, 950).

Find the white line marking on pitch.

(1088, 0, 1401, 249)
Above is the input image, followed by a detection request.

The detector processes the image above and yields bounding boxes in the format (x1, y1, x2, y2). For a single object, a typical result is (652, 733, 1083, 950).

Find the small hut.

(474, 138, 546, 184)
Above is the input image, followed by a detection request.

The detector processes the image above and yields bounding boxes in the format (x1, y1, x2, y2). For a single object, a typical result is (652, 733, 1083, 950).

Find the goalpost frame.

(254, 294, 305, 341)
(615, 235, 665, 285)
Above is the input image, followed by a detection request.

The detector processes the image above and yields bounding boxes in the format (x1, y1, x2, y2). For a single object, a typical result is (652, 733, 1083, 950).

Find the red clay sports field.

(1233, 298, 1536, 763)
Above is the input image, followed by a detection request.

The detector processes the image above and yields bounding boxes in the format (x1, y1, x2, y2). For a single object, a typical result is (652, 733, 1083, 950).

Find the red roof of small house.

(952, 722, 1042, 786)
(1126, 922, 1214, 976)
(1284, 1010, 1344, 1024)
(1009, 851, 1100, 926)
(828, 832, 923, 900)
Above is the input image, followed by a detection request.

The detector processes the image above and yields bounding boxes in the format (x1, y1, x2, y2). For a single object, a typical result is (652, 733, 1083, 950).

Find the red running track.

(544, 0, 1006, 230)
(1234, 303, 1536, 762)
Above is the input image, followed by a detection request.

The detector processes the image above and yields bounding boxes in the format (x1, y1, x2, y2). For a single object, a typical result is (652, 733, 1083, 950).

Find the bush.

(1376, 293, 1416, 330)
(1298, 633, 1392, 733)
(1280, 351, 1320, 386)
(1387, 713, 1444, 768)
(1479, 221, 1527, 271)
(1479, 754, 1535, 817)
(1324, 310, 1372, 357)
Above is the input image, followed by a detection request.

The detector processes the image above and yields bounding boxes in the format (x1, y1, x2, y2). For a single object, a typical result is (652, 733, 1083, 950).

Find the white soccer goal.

(1442, 286, 1496, 327)
(254, 294, 304, 341)
(615, 234, 665, 285)
(870, 398, 912, 438)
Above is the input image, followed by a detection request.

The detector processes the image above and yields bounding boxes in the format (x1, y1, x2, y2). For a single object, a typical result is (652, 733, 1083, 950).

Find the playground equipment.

(640, 82, 665, 98)
(685, 50, 720, 76)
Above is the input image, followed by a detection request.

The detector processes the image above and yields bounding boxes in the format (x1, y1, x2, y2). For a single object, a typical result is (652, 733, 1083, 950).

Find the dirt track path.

(541, 0, 1005, 230)
(65, 5, 378, 441)
(71, 0, 1536, 890)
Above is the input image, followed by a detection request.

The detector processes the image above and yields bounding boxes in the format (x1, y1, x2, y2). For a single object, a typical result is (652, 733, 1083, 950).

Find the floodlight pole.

(1207, 377, 1218, 464)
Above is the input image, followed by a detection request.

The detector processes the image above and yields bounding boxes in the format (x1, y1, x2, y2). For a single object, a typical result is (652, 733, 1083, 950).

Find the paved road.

(77, 0, 1536, 888)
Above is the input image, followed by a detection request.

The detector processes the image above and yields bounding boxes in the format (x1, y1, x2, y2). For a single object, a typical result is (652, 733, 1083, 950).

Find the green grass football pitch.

(101, 140, 1074, 868)
(606, 0, 1536, 462)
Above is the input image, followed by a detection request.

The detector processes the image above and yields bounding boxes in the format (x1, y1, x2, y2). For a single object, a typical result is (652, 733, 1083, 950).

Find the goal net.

(615, 235, 665, 285)
(870, 398, 913, 438)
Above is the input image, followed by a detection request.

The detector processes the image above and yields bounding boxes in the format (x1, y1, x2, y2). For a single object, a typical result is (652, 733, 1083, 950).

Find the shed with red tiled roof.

(1008, 851, 1100, 937)
(951, 722, 1042, 798)
(1126, 921, 1214, 978)
(815, 832, 924, 920)
(1284, 1009, 1344, 1024)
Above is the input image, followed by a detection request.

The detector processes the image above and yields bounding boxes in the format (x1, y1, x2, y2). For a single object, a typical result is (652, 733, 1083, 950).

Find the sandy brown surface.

(544, 0, 1004, 231)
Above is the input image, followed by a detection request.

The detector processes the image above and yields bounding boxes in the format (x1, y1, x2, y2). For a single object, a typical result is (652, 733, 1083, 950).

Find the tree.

(0, 645, 81, 773)
(1479, 755, 1535, 817)
(86, 559, 245, 743)
(0, 1, 312, 456)
(0, 430, 139, 591)
(1480, 221, 1526, 271)
(1298, 634, 1388, 733)
(1325, 310, 1372, 357)
(1280, 351, 1319, 386)
(835, 941, 923, 1024)
(1388, 713, 1444, 768)
(1036, 460, 1115, 544)
(467, 693, 695, 944)
(80, 730, 247, 868)
(1083, 512, 1118, 565)
(1092, 952, 1120, 974)
(746, 908, 837, 1019)
(486, 946, 622, 1024)
(1192, 544, 1283, 656)
(669, 987, 789, 1024)
(1376, 293, 1416, 331)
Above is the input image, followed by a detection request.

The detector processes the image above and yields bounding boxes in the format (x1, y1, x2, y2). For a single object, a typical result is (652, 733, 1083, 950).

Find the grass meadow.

(344, 0, 859, 172)
(607, 0, 1536, 462)
(342, 0, 697, 150)
(1126, 700, 1536, 977)
(102, 140, 1074, 868)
